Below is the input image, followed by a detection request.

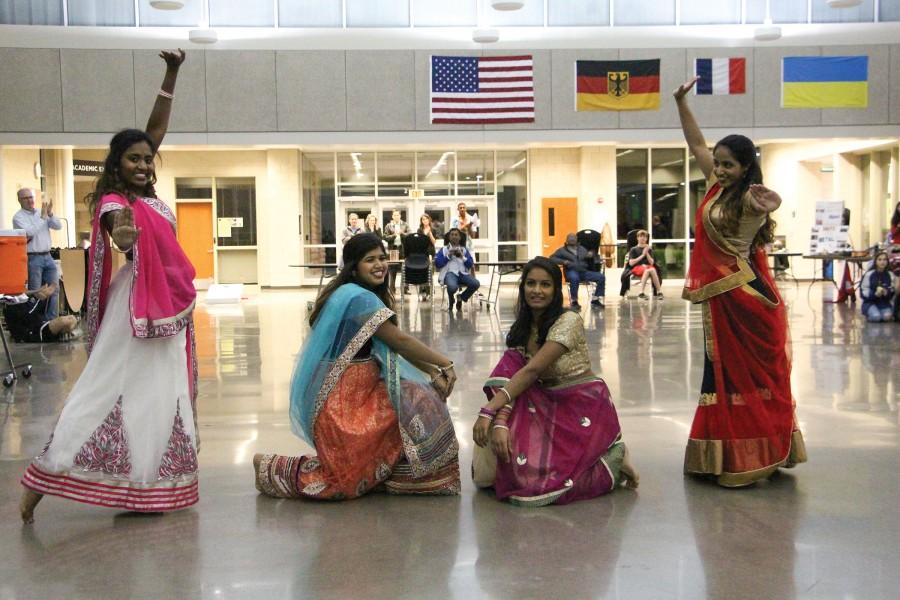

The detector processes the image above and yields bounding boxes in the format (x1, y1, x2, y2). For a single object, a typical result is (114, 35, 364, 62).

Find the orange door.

(176, 202, 214, 280)
(541, 197, 578, 256)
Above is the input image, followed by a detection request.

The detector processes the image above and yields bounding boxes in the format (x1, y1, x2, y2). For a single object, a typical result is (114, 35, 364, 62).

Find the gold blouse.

(709, 191, 766, 259)
(520, 311, 593, 387)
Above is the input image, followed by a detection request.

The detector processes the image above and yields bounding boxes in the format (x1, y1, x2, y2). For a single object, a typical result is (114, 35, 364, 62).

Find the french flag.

(694, 58, 746, 95)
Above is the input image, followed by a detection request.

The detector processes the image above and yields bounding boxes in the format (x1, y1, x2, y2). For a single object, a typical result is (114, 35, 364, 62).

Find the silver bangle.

(158, 89, 174, 99)
(497, 387, 512, 403)
(492, 424, 510, 431)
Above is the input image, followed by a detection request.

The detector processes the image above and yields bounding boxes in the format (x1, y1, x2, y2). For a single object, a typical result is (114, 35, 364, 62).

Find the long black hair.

(506, 257, 565, 349)
(85, 129, 159, 219)
(891, 202, 900, 229)
(308, 233, 395, 326)
(713, 134, 775, 247)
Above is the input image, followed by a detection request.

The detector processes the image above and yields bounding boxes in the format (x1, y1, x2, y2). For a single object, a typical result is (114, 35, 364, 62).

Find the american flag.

(430, 55, 535, 124)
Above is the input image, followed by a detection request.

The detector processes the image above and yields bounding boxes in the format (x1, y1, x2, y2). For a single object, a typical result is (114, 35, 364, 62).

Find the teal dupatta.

(289, 284, 458, 477)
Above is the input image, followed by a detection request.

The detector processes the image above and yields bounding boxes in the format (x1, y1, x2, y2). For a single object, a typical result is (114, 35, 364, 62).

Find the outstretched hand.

(159, 49, 186, 69)
(491, 427, 514, 463)
(111, 206, 140, 250)
(673, 76, 699, 100)
(748, 184, 782, 213)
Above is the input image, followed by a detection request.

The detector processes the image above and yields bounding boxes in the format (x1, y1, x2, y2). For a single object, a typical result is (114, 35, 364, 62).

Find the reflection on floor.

(1, 283, 898, 599)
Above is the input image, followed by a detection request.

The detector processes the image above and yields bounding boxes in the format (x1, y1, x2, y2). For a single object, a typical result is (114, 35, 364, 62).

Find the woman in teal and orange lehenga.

(253, 233, 460, 499)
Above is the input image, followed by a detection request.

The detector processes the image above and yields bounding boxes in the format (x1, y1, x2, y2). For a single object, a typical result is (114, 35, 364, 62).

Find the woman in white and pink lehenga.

(20, 50, 199, 522)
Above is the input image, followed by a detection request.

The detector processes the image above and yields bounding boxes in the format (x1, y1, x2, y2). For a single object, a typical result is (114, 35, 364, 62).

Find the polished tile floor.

(1, 282, 898, 599)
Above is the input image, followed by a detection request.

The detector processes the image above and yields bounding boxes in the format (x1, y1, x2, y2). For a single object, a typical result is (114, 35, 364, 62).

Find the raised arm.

(673, 77, 714, 180)
(145, 49, 186, 150)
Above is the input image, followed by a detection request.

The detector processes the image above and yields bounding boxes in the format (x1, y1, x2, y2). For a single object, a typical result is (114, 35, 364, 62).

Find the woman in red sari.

(674, 77, 806, 487)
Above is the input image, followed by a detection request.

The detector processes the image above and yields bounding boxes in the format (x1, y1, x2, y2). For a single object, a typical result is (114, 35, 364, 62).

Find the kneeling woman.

(254, 234, 461, 499)
(472, 257, 638, 507)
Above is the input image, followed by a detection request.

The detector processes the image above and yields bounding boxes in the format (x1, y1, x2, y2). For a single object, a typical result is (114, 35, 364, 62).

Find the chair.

(401, 233, 434, 301)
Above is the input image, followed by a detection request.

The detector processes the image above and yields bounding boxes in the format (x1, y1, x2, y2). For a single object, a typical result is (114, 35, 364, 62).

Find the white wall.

(1, 147, 40, 231)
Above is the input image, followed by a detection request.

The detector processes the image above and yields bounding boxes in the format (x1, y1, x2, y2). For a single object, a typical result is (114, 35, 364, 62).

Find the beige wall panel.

(754, 46, 821, 127)
(619, 48, 686, 130)
(414, 50, 483, 131)
(0, 49, 63, 132)
(550, 49, 619, 130)
(682, 48, 754, 130)
(61, 49, 136, 132)
(482, 49, 552, 131)
(821, 45, 889, 126)
(346, 51, 415, 131)
(276, 51, 347, 132)
(134, 50, 207, 133)
(206, 51, 276, 132)
(888, 45, 900, 124)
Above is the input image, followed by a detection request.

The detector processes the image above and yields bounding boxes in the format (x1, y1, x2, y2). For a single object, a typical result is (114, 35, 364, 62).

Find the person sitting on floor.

(860, 251, 895, 322)
(2, 283, 78, 343)
(549, 233, 606, 309)
(435, 228, 480, 312)
(624, 230, 663, 300)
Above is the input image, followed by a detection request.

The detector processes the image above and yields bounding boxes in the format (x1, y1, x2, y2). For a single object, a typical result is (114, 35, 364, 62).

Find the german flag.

(576, 59, 660, 111)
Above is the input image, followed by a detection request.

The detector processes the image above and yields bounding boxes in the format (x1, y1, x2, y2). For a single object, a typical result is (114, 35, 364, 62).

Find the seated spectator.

(549, 233, 606, 309)
(2, 283, 78, 343)
(435, 228, 480, 311)
(860, 251, 895, 322)
(623, 230, 662, 300)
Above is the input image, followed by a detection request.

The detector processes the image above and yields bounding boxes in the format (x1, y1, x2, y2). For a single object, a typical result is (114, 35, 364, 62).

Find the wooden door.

(176, 202, 214, 280)
(541, 197, 578, 256)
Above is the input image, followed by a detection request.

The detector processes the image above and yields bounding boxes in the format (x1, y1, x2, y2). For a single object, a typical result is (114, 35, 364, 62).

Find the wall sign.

(73, 160, 105, 176)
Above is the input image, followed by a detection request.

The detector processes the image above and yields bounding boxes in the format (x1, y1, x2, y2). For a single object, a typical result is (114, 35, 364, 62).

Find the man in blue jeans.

(550, 233, 606, 309)
(12, 188, 61, 319)
(435, 228, 480, 311)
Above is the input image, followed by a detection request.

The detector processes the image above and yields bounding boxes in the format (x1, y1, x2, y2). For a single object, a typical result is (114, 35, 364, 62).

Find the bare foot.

(620, 445, 640, 490)
(20, 490, 43, 524)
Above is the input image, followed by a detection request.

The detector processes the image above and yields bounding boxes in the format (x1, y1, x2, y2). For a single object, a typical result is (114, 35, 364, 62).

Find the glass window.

(423, 207, 449, 240)
(216, 178, 257, 247)
(303, 247, 337, 269)
(303, 154, 336, 245)
(452, 201, 488, 242)
(209, 0, 275, 26)
(613, 0, 674, 25)
(484, 0, 543, 26)
(139, 0, 201, 26)
(650, 148, 686, 239)
(497, 151, 527, 243)
(457, 151, 495, 196)
(812, 0, 874, 22)
(681, 0, 740, 24)
(68, 0, 134, 26)
(414, 0, 476, 26)
(0, 0, 63, 24)
(279, 0, 342, 27)
(417, 151, 455, 196)
(498, 244, 529, 262)
(616, 149, 648, 240)
(548, 0, 608, 26)
(881, 0, 900, 21)
(347, 0, 409, 27)
(746, 0, 808, 23)
(687, 153, 708, 240)
(377, 152, 414, 197)
(176, 177, 213, 199)
(338, 152, 374, 183)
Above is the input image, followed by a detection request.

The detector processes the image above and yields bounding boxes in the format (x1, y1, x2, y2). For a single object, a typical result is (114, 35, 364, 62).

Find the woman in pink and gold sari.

(20, 50, 199, 523)
(472, 257, 638, 507)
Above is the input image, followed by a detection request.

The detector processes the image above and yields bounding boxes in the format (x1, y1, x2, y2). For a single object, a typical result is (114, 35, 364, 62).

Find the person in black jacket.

(2, 283, 77, 343)
(550, 233, 606, 309)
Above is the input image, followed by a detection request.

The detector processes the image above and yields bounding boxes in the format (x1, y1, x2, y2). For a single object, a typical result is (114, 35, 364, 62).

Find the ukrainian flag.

(782, 56, 868, 109)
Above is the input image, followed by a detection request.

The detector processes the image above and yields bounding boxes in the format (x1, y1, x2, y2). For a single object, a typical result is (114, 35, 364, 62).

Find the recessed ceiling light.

(826, 0, 863, 7)
(189, 29, 218, 44)
(149, 0, 185, 9)
(491, 1, 525, 10)
(472, 28, 499, 43)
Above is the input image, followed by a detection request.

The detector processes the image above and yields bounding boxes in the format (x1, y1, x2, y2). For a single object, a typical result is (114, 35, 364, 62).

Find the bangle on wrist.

(437, 362, 455, 377)
(492, 424, 510, 431)
(497, 387, 512, 403)
(158, 89, 174, 99)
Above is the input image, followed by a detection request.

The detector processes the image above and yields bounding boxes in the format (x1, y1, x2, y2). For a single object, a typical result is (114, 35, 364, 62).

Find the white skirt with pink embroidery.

(22, 265, 199, 511)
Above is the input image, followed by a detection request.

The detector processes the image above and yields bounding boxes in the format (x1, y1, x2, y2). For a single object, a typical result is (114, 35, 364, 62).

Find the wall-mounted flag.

(694, 58, 746, 95)
(430, 55, 534, 124)
(576, 59, 660, 111)
(782, 56, 868, 109)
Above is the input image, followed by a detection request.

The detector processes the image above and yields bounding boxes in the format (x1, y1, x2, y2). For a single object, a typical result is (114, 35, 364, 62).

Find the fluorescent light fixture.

(754, 21, 781, 41)
(189, 29, 218, 44)
(472, 28, 500, 43)
(491, 0, 525, 9)
(509, 158, 526, 169)
(826, 0, 863, 7)
(616, 149, 634, 157)
(150, 0, 184, 9)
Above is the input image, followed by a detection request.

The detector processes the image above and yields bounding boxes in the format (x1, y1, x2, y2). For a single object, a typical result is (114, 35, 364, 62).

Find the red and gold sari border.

(684, 430, 807, 487)
(697, 387, 772, 406)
